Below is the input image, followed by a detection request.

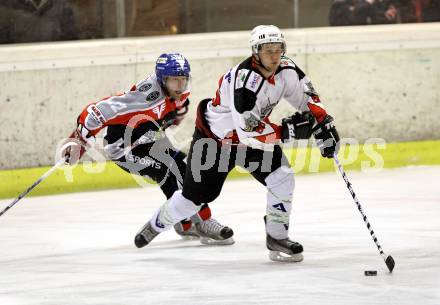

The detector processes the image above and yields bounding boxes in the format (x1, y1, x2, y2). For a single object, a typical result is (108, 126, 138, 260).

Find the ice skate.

(174, 222, 200, 240)
(134, 221, 160, 248)
(195, 218, 235, 245)
(266, 234, 304, 262)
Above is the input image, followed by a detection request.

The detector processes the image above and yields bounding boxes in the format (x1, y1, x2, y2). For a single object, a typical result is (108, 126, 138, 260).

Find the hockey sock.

(179, 219, 192, 231)
(265, 166, 294, 239)
(190, 204, 212, 223)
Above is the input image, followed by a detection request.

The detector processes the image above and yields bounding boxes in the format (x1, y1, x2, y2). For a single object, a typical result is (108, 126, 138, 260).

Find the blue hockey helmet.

(155, 53, 191, 87)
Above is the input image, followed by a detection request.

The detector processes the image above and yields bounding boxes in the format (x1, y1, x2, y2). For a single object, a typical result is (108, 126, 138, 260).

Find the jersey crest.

(152, 103, 166, 118)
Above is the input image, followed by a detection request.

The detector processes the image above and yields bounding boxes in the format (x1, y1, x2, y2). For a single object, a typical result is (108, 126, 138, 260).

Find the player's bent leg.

(134, 190, 200, 248)
(264, 166, 303, 262)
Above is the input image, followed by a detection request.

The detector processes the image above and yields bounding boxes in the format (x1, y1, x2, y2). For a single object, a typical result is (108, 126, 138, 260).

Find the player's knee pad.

(265, 166, 295, 239)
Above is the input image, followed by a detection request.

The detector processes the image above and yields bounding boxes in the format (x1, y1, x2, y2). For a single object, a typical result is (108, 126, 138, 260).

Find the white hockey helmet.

(250, 25, 286, 54)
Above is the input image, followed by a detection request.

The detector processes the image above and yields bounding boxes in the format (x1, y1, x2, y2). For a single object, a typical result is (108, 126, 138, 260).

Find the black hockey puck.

(364, 270, 377, 276)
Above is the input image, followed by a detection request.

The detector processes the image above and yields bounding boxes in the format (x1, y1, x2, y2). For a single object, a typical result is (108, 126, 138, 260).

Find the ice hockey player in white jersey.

(61, 53, 234, 245)
(134, 26, 340, 262)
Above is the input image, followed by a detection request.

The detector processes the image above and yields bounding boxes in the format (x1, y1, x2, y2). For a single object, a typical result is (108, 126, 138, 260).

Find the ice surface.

(1, 166, 439, 305)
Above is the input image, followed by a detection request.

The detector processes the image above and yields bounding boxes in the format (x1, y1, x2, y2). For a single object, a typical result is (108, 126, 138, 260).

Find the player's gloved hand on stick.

(281, 111, 315, 143)
(312, 115, 340, 158)
(61, 124, 95, 165)
(161, 111, 178, 129)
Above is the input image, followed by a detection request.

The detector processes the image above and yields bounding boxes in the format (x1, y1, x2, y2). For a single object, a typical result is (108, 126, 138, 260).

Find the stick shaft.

(333, 155, 388, 261)
(0, 158, 65, 217)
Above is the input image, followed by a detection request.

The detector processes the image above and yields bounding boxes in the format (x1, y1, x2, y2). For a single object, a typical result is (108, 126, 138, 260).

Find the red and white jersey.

(78, 73, 189, 137)
(203, 56, 327, 149)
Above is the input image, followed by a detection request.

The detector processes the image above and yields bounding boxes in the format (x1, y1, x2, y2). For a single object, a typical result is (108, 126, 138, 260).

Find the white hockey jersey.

(198, 56, 327, 149)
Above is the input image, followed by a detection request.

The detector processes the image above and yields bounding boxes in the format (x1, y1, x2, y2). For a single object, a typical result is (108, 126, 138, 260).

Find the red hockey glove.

(61, 124, 95, 165)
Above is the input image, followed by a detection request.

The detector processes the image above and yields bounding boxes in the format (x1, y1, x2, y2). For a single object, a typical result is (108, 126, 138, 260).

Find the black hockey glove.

(281, 111, 315, 143)
(161, 99, 190, 128)
(312, 115, 340, 158)
(161, 111, 178, 129)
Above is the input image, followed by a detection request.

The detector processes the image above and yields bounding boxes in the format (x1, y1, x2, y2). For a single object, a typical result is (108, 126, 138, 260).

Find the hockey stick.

(333, 155, 395, 273)
(0, 157, 66, 217)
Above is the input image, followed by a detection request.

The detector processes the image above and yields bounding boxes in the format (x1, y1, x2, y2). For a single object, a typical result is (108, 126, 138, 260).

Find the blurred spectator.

(398, 0, 419, 21)
(372, 0, 398, 23)
(330, 0, 440, 25)
(329, 0, 371, 25)
(329, 0, 399, 25)
(398, 0, 440, 22)
(0, 0, 78, 44)
(422, 0, 440, 22)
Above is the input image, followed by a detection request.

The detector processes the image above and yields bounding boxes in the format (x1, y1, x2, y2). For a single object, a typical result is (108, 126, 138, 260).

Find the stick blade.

(385, 255, 395, 273)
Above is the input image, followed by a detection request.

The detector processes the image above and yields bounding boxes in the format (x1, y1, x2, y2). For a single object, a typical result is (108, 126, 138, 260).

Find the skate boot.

(266, 234, 304, 262)
(134, 221, 160, 248)
(195, 218, 235, 245)
(174, 221, 200, 240)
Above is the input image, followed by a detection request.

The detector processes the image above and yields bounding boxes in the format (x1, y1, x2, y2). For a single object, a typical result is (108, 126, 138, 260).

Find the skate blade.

(200, 237, 235, 245)
(178, 235, 200, 241)
(269, 250, 304, 262)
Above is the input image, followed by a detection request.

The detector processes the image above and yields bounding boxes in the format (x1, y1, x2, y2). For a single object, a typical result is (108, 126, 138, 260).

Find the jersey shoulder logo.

(146, 91, 160, 102)
(235, 69, 249, 89)
(138, 82, 153, 92)
(279, 56, 296, 68)
(245, 71, 263, 93)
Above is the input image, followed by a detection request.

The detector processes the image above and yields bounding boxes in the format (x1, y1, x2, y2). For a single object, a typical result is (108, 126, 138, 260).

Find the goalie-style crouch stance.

(135, 26, 340, 261)
(61, 53, 234, 245)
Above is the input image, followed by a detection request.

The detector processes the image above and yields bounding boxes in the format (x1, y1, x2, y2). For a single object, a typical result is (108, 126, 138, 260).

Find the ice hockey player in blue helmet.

(60, 52, 234, 246)
(155, 53, 191, 100)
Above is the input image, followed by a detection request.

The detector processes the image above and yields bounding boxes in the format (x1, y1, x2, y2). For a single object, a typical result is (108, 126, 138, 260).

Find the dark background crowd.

(0, 0, 439, 45)
(329, 0, 440, 25)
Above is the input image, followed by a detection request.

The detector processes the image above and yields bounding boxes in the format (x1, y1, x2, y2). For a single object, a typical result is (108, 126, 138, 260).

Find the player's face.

(165, 76, 190, 99)
(258, 43, 284, 72)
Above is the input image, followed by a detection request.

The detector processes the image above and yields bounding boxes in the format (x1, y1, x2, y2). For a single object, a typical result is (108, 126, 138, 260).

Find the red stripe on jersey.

(254, 122, 282, 143)
(307, 95, 327, 123)
(212, 75, 224, 106)
(308, 103, 327, 123)
(78, 98, 179, 134)
(178, 93, 190, 105)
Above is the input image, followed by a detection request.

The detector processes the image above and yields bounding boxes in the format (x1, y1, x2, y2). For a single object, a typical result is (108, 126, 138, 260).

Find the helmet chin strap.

(253, 54, 274, 74)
